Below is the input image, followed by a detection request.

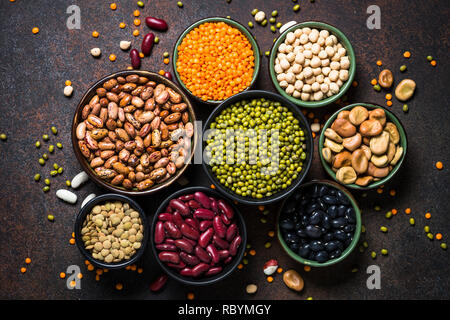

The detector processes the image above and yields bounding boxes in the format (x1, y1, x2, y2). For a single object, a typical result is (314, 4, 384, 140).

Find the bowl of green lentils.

(202, 90, 313, 205)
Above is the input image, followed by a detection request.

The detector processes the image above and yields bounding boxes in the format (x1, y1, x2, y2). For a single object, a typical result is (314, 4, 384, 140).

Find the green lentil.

(66, 180, 71, 187)
(58, 167, 63, 174)
(402, 104, 409, 113)
(264, 242, 272, 249)
(361, 225, 366, 233)
(426, 55, 433, 61)
(43, 186, 50, 192)
(42, 153, 49, 160)
(39, 158, 45, 166)
(51, 126, 58, 135)
(400, 65, 407, 72)
(358, 246, 365, 253)
(385, 211, 392, 219)
(270, 26, 276, 33)
(242, 258, 249, 265)
(441, 243, 447, 250)
(177, 1, 183, 8)
(34, 174, 41, 181)
(154, 36, 159, 44)
(427, 233, 434, 240)
(48, 145, 55, 153)
(251, 9, 258, 16)
(261, 19, 267, 27)
(293, 4, 300, 12)
(262, 210, 270, 216)
(380, 226, 388, 233)
(43, 134, 49, 141)
(363, 241, 369, 248)
(409, 218, 415, 226)
(374, 205, 381, 211)
(276, 22, 282, 29)
(424, 226, 430, 233)
(53, 163, 59, 170)
(260, 218, 267, 224)
(35, 141, 41, 148)
(47, 214, 55, 221)
(50, 170, 58, 176)
(56, 142, 63, 149)
(381, 249, 388, 256)
(44, 178, 51, 186)
(271, 10, 278, 17)
(248, 21, 254, 28)
(163, 52, 169, 58)
(373, 84, 381, 92)
(246, 244, 251, 249)
(371, 251, 377, 259)
(269, 17, 276, 24)
(0, 133, 6, 141)
(351, 268, 358, 273)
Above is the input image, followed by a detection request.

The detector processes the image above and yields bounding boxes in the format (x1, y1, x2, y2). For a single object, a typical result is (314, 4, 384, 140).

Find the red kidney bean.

(164, 72, 172, 80)
(194, 191, 211, 209)
(180, 223, 199, 240)
(206, 244, 220, 264)
(205, 266, 222, 277)
(188, 200, 201, 209)
(199, 220, 212, 232)
(154, 221, 165, 244)
(169, 199, 190, 216)
(180, 252, 200, 266)
(193, 208, 215, 220)
(218, 199, 234, 219)
(172, 211, 184, 228)
(198, 227, 214, 248)
(164, 221, 182, 239)
(167, 261, 186, 270)
(229, 235, 242, 256)
(130, 49, 141, 69)
(226, 223, 238, 242)
(224, 256, 232, 264)
(180, 268, 194, 277)
(213, 216, 227, 238)
(178, 194, 194, 202)
(221, 213, 231, 226)
(145, 16, 168, 31)
(166, 206, 173, 213)
(213, 235, 229, 249)
(191, 263, 210, 277)
(164, 238, 175, 245)
(156, 243, 177, 251)
(210, 199, 218, 213)
(149, 274, 168, 292)
(195, 245, 212, 263)
(158, 251, 180, 264)
(183, 237, 197, 247)
(174, 239, 193, 253)
(218, 250, 230, 260)
(185, 218, 199, 230)
(141, 32, 155, 56)
(158, 213, 173, 222)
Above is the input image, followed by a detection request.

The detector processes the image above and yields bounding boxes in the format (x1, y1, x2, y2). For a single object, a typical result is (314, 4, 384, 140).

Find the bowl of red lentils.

(172, 17, 261, 105)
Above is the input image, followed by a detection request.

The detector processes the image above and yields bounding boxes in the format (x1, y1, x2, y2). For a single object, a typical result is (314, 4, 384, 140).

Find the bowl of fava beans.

(71, 70, 198, 196)
(151, 187, 247, 285)
(278, 180, 361, 267)
(173, 17, 261, 105)
(319, 103, 407, 189)
(269, 21, 356, 108)
(202, 90, 313, 205)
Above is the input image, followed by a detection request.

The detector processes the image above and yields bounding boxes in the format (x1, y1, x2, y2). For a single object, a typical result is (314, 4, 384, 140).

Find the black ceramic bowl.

(74, 194, 149, 269)
(201, 90, 314, 205)
(150, 186, 247, 286)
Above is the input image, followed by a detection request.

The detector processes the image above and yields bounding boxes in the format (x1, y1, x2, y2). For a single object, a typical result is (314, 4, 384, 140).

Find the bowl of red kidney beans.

(151, 186, 247, 285)
(277, 180, 361, 267)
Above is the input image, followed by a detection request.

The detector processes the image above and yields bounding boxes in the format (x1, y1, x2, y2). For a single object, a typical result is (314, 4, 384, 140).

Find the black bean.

(325, 241, 339, 252)
(289, 242, 300, 251)
(285, 232, 299, 243)
(306, 202, 319, 214)
(323, 232, 334, 242)
(334, 230, 347, 241)
(309, 210, 323, 225)
(295, 222, 302, 230)
(329, 249, 342, 259)
(336, 240, 344, 251)
(301, 214, 309, 226)
(316, 198, 327, 211)
(305, 225, 322, 239)
(344, 224, 355, 233)
(336, 191, 350, 205)
(322, 195, 338, 205)
(296, 228, 307, 238)
(319, 185, 328, 197)
(315, 250, 329, 263)
(298, 244, 311, 258)
(283, 200, 296, 214)
(322, 215, 331, 230)
(326, 205, 338, 218)
(312, 184, 320, 198)
(309, 240, 324, 251)
(280, 219, 294, 230)
(331, 217, 347, 229)
(346, 208, 356, 224)
(337, 205, 347, 217)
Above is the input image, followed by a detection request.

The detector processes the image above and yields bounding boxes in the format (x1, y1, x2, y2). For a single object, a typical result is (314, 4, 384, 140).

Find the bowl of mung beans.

(269, 21, 356, 108)
(173, 17, 261, 105)
(74, 193, 149, 269)
(202, 90, 313, 205)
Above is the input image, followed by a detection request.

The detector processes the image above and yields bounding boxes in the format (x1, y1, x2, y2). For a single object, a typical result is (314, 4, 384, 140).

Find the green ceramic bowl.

(277, 180, 362, 267)
(172, 17, 261, 106)
(269, 21, 356, 108)
(318, 103, 408, 190)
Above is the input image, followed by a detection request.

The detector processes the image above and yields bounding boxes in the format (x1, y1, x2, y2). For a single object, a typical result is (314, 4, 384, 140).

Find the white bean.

(254, 11, 266, 23)
(81, 193, 96, 208)
(119, 41, 131, 51)
(64, 86, 73, 97)
(90, 47, 101, 57)
(279, 21, 297, 34)
(71, 171, 89, 189)
(56, 189, 77, 204)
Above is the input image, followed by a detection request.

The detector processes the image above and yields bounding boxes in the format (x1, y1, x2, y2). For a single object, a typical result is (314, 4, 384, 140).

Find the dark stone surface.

(0, 0, 449, 300)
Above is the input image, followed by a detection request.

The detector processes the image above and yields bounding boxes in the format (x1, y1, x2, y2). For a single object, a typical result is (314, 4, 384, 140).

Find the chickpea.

(320, 83, 329, 93)
(286, 32, 295, 44)
(294, 80, 304, 91)
(319, 30, 329, 38)
(330, 61, 340, 70)
(330, 82, 339, 94)
(299, 34, 309, 44)
(305, 76, 315, 85)
(303, 67, 313, 78)
(311, 43, 321, 55)
(308, 29, 319, 42)
(322, 67, 331, 76)
(286, 52, 296, 63)
(329, 70, 339, 82)
(276, 73, 286, 82)
(295, 52, 305, 64)
(285, 72, 295, 83)
(303, 84, 312, 93)
(316, 74, 324, 83)
(285, 84, 295, 95)
(296, 72, 305, 80)
(294, 28, 302, 38)
(314, 91, 324, 101)
(302, 27, 311, 35)
(285, 45, 293, 53)
(303, 50, 312, 59)
(280, 58, 290, 70)
(279, 80, 288, 88)
(310, 56, 321, 68)
(292, 63, 302, 74)
(317, 37, 325, 46)
(340, 58, 350, 70)
(293, 90, 301, 98)
(279, 43, 287, 53)
(311, 82, 320, 92)
(313, 68, 322, 76)
(274, 64, 283, 74)
(321, 58, 330, 67)
(301, 92, 310, 100)
(318, 50, 328, 59)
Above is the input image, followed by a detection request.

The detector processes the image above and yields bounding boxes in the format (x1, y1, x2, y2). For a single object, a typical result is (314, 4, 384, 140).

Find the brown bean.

(342, 133, 362, 152)
(76, 122, 87, 140)
(115, 128, 130, 142)
(378, 69, 394, 89)
(141, 87, 153, 100)
(137, 111, 155, 124)
(337, 110, 350, 121)
(144, 98, 156, 110)
(164, 112, 181, 124)
(359, 119, 383, 137)
(351, 149, 369, 174)
(90, 157, 104, 168)
(110, 174, 125, 185)
(131, 96, 144, 108)
(150, 167, 166, 181)
(368, 109, 386, 127)
(355, 176, 374, 186)
(87, 114, 103, 128)
(98, 141, 115, 150)
(103, 78, 118, 90)
(122, 83, 137, 92)
(89, 95, 99, 106)
(122, 179, 133, 189)
(96, 87, 107, 97)
(152, 130, 161, 147)
(348, 106, 369, 126)
(367, 162, 390, 178)
(136, 178, 154, 190)
(104, 155, 118, 168)
(126, 74, 139, 83)
(100, 150, 115, 160)
(125, 113, 141, 129)
(331, 118, 356, 138)
(94, 167, 117, 179)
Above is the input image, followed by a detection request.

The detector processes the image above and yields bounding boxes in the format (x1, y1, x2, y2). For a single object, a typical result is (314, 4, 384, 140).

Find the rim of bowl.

(71, 70, 198, 196)
(201, 90, 314, 206)
(74, 193, 150, 269)
(172, 16, 261, 106)
(150, 186, 247, 286)
(318, 102, 408, 190)
(269, 21, 356, 108)
(277, 179, 362, 267)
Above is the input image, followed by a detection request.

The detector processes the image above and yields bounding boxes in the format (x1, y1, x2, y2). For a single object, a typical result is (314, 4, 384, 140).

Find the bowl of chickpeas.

(172, 17, 261, 105)
(269, 21, 356, 108)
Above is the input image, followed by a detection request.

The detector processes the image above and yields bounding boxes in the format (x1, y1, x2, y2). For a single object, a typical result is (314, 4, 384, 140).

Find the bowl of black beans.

(277, 180, 361, 266)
